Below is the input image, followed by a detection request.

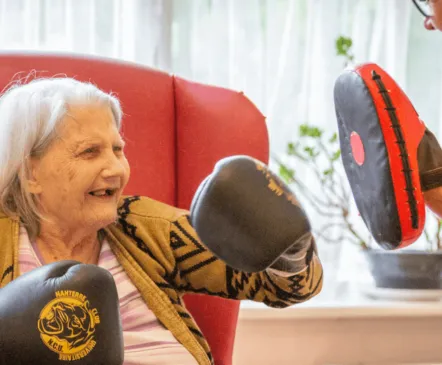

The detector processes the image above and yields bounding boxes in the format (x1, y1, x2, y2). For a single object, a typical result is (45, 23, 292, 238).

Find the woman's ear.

(26, 158, 43, 195)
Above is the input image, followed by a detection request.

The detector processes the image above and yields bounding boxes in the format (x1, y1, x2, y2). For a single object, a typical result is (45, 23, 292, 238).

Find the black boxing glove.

(190, 155, 315, 273)
(0, 261, 123, 365)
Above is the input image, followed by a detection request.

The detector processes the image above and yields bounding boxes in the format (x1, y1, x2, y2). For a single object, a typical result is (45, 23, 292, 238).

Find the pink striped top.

(18, 225, 198, 365)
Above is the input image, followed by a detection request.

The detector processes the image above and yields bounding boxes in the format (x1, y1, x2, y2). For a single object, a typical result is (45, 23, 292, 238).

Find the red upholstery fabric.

(174, 78, 269, 364)
(0, 52, 269, 364)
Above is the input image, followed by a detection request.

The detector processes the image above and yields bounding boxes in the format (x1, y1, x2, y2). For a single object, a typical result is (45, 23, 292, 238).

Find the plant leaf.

(329, 133, 338, 143)
(287, 142, 297, 155)
(323, 168, 333, 176)
(303, 146, 319, 158)
(278, 164, 295, 183)
(331, 150, 341, 161)
(299, 124, 323, 138)
(336, 36, 353, 56)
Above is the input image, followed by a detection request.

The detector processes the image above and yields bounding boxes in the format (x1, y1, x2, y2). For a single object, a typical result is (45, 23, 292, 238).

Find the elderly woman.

(0, 77, 323, 365)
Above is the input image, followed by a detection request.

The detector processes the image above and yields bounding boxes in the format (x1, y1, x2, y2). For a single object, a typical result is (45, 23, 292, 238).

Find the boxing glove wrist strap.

(269, 233, 316, 275)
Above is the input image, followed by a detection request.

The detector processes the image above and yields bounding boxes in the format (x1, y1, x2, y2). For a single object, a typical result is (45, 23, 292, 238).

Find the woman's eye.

(113, 146, 124, 153)
(82, 147, 98, 154)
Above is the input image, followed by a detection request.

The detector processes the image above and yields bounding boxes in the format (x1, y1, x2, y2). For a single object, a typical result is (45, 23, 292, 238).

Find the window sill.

(239, 299, 442, 320)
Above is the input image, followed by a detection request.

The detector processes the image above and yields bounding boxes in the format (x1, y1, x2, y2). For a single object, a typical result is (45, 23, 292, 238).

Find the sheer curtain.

(1, 0, 442, 302)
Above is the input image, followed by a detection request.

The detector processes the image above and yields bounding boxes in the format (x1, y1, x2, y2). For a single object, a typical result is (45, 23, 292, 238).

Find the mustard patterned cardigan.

(0, 195, 323, 365)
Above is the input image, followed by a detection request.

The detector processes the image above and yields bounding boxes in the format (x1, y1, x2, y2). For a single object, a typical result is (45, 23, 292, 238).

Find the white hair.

(0, 77, 123, 240)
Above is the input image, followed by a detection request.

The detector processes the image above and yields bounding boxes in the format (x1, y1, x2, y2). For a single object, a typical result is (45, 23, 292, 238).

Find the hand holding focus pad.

(0, 261, 123, 365)
(334, 62, 442, 250)
(190, 155, 313, 273)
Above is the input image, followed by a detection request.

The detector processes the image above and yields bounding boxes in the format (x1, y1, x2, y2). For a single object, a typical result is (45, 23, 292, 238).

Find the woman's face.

(28, 104, 130, 232)
(424, 0, 442, 31)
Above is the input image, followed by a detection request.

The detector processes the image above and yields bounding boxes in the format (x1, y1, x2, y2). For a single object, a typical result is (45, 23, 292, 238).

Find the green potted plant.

(273, 36, 442, 299)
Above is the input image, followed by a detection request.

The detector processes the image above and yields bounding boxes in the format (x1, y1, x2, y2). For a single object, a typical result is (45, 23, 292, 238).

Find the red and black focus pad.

(334, 63, 426, 250)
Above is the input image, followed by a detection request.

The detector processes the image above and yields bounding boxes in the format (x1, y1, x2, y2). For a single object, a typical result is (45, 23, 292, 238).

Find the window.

(1, 0, 440, 306)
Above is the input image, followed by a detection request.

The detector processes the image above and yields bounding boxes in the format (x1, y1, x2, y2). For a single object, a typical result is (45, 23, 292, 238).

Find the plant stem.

(341, 207, 369, 250)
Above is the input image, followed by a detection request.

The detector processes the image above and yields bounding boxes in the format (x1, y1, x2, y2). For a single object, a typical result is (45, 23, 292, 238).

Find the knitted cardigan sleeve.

(167, 214, 323, 308)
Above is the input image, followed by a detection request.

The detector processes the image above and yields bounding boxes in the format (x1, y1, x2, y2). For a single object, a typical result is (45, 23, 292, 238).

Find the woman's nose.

(424, 16, 436, 30)
(102, 152, 126, 178)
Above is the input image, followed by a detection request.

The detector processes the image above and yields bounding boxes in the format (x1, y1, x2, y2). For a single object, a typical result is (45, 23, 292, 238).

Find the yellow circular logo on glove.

(38, 290, 100, 361)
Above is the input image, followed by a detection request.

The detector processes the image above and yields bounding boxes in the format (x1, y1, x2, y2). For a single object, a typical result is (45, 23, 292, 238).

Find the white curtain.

(0, 0, 173, 68)
(2, 0, 441, 147)
(1, 0, 442, 301)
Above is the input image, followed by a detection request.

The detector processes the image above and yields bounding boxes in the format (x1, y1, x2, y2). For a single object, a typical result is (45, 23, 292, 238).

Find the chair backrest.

(0, 52, 269, 364)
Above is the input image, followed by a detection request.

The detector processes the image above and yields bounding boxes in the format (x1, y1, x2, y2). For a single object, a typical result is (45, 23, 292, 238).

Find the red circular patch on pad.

(350, 131, 365, 166)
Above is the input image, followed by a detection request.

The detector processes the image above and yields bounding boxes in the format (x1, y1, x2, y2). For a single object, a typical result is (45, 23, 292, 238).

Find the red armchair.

(0, 52, 269, 364)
